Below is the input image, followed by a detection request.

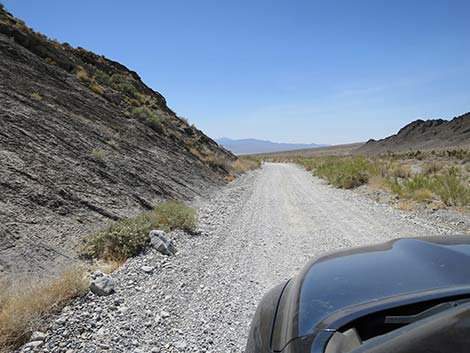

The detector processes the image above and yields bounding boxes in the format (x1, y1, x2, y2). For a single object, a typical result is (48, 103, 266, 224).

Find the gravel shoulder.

(29, 163, 464, 353)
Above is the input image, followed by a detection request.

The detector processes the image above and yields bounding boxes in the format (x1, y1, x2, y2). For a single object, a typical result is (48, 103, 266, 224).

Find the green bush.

(83, 212, 156, 261)
(313, 157, 373, 189)
(83, 201, 197, 260)
(114, 82, 137, 96)
(433, 167, 470, 206)
(130, 106, 163, 132)
(95, 70, 111, 85)
(110, 73, 128, 84)
(154, 200, 197, 232)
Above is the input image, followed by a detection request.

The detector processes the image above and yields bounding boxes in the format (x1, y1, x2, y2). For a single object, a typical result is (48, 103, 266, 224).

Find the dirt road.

(40, 163, 451, 352)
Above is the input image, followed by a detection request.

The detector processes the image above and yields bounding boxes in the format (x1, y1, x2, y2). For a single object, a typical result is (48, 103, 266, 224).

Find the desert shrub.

(402, 174, 433, 193)
(114, 82, 137, 96)
(95, 70, 111, 85)
(83, 201, 196, 260)
(134, 92, 147, 104)
(423, 162, 442, 175)
(83, 212, 157, 260)
(391, 164, 411, 178)
(0, 269, 87, 352)
(231, 156, 261, 173)
(432, 167, 470, 206)
(30, 92, 42, 101)
(110, 73, 128, 84)
(446, 149, 470, 161)
(0, 3, 4, 11)
(76, 69, 92, 83)
(91, 148, 105, 162)
(129, 98, 141, 106)
(89, 84, 104, 95)
(206, 156, 229, 170)
(154, 200, 197, 232)
(313, 157, 373, 189)
(413, 188, 434, 202)
(130, 106, 163, 132)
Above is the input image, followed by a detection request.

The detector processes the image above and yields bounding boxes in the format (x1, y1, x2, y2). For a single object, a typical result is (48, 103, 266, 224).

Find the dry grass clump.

(0, 269, 87, 352)
(76, 69, 92, 83)
(89, 84, 104, 95)
(206, 155, 229, 170)
(83, 201, 197, 261)
(231, 156, 261, 173)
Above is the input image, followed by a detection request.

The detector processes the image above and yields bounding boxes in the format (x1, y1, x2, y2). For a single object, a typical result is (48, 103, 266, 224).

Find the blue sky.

(3, 0, 469, 144)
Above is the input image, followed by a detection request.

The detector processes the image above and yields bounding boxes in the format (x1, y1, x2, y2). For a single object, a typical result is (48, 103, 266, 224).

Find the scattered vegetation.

(83, 201, 196, 261)
(0, 268, 87, 352)
(110, 73, 128, 84)
(130, 106, 163, 132)
(262, 150, 470, 208)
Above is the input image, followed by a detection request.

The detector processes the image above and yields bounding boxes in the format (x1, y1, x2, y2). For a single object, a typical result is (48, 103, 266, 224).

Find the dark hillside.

(357, 113, 470, 154)
(0, 7, 234, 274)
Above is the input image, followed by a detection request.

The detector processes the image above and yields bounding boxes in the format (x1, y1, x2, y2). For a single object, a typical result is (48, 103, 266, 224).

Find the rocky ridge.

(358, 112, 470, 154)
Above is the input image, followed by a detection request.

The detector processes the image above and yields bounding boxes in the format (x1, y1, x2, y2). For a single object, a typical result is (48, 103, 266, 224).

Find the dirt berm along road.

(40, 163, 453, 353)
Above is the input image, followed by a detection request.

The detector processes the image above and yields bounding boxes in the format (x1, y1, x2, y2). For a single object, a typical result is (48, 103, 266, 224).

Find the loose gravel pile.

(19, 163, 464, 353)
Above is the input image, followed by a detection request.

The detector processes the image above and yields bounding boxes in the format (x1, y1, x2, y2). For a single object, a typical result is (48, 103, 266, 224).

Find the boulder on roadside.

(149, 230, 176, 256)
(90, 271, 115, 296)
(30, 331, 46, 342)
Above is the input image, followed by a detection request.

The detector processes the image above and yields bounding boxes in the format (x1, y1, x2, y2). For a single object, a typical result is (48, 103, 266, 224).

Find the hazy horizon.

(4, 0, 469, 144)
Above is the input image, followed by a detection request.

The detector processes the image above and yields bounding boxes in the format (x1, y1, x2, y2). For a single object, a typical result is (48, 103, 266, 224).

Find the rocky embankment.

(0, 7, 234, 275)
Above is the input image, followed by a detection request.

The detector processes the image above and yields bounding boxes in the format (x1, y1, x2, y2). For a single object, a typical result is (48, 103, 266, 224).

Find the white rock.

(141, 265, 155, 273)
(30, 331, 46, 342)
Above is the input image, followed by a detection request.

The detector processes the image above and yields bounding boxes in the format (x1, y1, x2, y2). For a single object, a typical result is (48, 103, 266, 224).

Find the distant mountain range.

(216, 138, 328, 155)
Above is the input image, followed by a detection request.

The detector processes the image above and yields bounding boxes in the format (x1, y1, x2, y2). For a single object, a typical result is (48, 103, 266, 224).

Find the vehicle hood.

(272, 236, 470, 351)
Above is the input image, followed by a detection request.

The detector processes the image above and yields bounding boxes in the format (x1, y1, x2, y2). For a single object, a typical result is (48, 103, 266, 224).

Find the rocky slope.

(358, 112, 470, 154)
(0, 7, 234, 275)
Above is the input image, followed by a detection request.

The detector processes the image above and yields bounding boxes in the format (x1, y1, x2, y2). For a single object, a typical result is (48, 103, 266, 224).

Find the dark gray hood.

(272, 236, 470, 351)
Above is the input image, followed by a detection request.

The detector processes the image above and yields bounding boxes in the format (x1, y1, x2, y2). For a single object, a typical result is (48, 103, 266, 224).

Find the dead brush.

(0, 268, 88, 352)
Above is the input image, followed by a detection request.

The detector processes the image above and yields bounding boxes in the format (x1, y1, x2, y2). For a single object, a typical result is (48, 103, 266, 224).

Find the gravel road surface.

(35, 163, 453, 353)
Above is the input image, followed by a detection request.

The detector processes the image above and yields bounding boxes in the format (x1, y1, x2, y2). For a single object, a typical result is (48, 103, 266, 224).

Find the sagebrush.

(83, 201, 197, 260)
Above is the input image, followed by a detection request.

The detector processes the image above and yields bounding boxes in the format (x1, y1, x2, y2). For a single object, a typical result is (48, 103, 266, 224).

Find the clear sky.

(3, 0, 469, 144)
